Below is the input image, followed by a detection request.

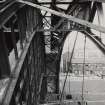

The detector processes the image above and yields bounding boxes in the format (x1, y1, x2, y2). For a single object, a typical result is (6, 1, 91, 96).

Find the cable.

(67, 36, 71, 96)
(96, 3, 102, 42)
(81, 35, 86, 105)
(60, 31, 78, 102)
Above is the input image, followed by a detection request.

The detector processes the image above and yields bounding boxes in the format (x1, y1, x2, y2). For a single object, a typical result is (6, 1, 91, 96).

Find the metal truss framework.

(16, 0, 105, 91)
(0, 0, 105, 105)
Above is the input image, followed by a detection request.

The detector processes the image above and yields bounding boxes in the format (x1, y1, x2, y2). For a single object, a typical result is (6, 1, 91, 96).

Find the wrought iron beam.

(36, 28, 83, 32)
(0, 0, 16, 12)
(0, 2, 24, 29)
(37, 2, 73, 5)
(53, 4, 78, 30)
(17, 0, 105, 33)
(36, 0, 105, 5)
(80, 0, 105, 3)
(1, 30, 36, 105)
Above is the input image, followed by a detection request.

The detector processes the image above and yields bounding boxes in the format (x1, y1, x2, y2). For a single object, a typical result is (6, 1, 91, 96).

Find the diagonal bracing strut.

(16, 0, 105, 33)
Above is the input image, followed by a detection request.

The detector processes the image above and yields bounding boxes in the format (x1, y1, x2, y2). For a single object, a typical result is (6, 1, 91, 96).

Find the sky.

(62, 3, 105, 56)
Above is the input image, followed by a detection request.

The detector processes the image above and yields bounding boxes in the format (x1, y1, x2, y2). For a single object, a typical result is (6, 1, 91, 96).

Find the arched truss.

(1, 0, 105, 105)
(15, 0, 105, 50)
(0, 1, 46, 105)
(15, 0, 105, 93)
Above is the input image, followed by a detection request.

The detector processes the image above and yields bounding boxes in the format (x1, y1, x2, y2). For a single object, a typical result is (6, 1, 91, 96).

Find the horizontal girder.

(17, 0, 105, 33)
(37, 0, 105, 5)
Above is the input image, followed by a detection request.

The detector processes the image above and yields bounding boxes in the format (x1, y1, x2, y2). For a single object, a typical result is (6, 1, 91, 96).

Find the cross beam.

(36, 0, 105, 4)
(17, 0, 105, 33)
(0, 2, 24, 28)
(80, 0, 105, 3)
(36, 29, 83, 32)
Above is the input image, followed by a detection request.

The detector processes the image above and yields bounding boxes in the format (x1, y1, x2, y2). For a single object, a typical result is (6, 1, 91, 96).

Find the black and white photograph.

(0, 0, 105, 105)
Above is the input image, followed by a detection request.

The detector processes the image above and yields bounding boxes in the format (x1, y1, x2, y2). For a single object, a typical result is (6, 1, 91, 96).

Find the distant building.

(61, 51, 105, 77)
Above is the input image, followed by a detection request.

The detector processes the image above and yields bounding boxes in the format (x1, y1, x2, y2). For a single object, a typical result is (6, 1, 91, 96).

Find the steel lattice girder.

(37, 0, 105, 4)
(0, 2, 24, 29)
(17, 0, 105, 33)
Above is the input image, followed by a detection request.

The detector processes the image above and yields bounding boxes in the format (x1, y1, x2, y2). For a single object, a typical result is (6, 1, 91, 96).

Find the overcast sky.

(62, 3, 105, 56)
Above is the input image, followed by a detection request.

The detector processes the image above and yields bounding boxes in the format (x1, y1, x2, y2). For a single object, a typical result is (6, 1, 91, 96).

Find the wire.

(81, 35, 86, 105)
(67, 36, 71, 95)
(96, 4, 102, 42)
(60, 31, 78, 102)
